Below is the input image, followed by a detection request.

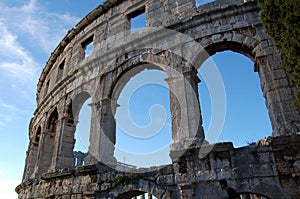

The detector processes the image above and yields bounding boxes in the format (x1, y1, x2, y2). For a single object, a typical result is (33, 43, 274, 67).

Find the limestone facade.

(17, 0, 300, 198)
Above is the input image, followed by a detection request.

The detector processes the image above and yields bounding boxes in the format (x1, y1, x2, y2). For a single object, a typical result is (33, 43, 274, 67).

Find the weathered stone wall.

(17, 134, 300, 198)
(17, 0, 300, 198)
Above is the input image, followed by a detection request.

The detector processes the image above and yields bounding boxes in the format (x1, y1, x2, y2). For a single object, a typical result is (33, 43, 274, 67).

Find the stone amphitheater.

(16, 0, 300, 198)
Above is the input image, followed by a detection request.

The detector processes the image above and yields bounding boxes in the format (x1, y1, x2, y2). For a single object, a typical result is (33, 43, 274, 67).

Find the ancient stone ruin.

(16, 0, 300, 198)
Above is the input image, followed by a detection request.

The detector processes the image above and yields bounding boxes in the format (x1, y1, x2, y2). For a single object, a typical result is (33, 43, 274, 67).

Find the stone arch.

(196, 35, 300, 137)
(115, 191, 146, 199)
(34, 107, 59, 174)
(105, 179, 159, 199)
(23, 125, 43, 181)
(197, 46, 270, 145)
(111, 62, 166, 107)
(205, 41, 255, 63)
(238, 181, 286, 199)
(108, 49, 190, 100)
(239, 192, 270, 199)
(111, 64, 171, 167)
(46, 108, 59, 135)
(72, 91, 92, 123)
(63, 91, 92, 167)
(195, 33, 258, 69)
(194, 180, 285, 199)
(106, 50, 204, 163)
(108, 57, 169, 166)
(34, 126, 42, 145)
(193, 29, 259, 67)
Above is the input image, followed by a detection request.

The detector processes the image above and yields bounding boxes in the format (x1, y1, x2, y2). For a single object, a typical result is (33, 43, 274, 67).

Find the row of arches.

(99, 179, 275, 199)
(26, 50, 271, 179)
(24, 33, 300, 182)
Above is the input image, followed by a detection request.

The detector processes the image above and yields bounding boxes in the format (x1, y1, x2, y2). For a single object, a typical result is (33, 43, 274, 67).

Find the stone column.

(33, 129, 55, 177)
(32, 131, 46, 177)
(257, 54, 300, 136)
(50, 116, 76, 171)
(33, 109, 59, 176)
(87, 98, 116, 167)
(69, 43, 85, 71)
(166, 69, 204, 156)
(22, 141, 38, 181)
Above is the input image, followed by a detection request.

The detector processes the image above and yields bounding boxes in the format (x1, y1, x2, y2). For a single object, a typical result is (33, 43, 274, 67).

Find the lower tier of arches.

(16, 134, 300, 199)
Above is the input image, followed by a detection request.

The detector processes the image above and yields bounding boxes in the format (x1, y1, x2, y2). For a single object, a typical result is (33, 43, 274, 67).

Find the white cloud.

(0, 20, 38, 88)
(0, 0, 79, 53)
(0, 101, 17, 111)
(0, 15, 39, 125)
(0, 0, 82, 128)
(0, 0, 80, 110)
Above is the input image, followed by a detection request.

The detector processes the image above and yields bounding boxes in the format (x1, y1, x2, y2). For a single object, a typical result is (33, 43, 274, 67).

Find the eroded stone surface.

(17, 0, 300, 198)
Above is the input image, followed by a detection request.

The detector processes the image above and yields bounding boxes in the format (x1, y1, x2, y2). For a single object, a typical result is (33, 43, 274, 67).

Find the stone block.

(18, 0, 300, 198)
(156, 174, 174, 185)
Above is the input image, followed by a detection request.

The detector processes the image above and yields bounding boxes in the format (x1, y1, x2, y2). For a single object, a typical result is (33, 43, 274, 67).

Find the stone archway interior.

(114, 68, 172, 168)
(198, 50, 272, 147)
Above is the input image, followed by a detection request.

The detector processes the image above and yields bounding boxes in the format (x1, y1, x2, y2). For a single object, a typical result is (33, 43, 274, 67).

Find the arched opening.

(198, 50, 272, 147)
(239, 193, 270, 199)
(72, 92, 91, 167)
(113, 66, 172, 169)
(47, 108, 58, 135)
(25, 126, 42, 180)
(116, 191, 157, 199)
(110, 179, 158, 199)
(115, 191, 145, 199)
(34, 126, 41, 145)
(40, 108, 58, 173)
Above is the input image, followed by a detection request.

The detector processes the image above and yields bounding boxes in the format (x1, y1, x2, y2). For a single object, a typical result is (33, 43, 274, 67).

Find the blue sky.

(0, 0, 271, 198)
(0, 0, 104, 198)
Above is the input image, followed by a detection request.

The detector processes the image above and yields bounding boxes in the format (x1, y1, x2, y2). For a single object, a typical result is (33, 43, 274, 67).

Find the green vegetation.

(258, 0, 300, 109)
(107, 172, 134, 187)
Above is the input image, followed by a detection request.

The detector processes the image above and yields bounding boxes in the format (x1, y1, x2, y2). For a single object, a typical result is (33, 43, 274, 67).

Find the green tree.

(258, 0, 300, 109)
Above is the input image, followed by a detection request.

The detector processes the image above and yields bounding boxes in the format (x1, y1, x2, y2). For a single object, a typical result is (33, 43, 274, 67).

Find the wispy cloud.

(0, 20, 38, 84)
(0, 0, 80, 126)
(0, 101, 17, 111)
(0, 0, 79, 53)
(0, 113, 13, 126)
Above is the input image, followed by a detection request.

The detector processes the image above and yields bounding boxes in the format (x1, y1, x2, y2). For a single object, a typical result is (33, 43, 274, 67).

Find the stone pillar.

(33, 129, 55, 176)
(50, 116, 76, 171)
(32, 131, 46, 177)
(166, 69, 204, 156)
(69, 43, 85, 70)
(22, 142, 38, 181)
(257, 54, 300, 136)
(87, 98, 116, 167)
(33, 110, 59, 176)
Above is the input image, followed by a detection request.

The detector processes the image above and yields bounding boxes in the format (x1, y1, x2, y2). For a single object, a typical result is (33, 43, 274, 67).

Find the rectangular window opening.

(196, 0, 215, 7)
(128, 7, 146, 34)
(56, 59, 65, 82)
(81, 35, 94, 58)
